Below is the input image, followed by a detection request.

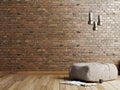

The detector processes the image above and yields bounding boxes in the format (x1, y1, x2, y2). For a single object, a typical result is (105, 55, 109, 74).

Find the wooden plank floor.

(0, 72, 120, 90)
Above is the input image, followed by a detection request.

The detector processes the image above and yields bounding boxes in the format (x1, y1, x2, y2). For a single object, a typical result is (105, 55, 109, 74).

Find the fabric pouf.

(69, 63, 118, 82)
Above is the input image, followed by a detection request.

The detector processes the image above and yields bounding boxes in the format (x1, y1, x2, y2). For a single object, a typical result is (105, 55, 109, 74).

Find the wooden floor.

(0, 72, 120, 90)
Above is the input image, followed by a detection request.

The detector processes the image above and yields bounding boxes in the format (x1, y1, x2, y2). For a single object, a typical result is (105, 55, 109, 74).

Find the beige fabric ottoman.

(69, 63, 118, 82)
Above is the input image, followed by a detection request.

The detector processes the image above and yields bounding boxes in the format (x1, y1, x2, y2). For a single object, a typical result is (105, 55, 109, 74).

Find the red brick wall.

(0, 0, 120, 71)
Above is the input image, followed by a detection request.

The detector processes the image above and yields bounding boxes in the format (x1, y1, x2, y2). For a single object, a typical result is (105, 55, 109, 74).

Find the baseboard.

(0, 71, 69, 75)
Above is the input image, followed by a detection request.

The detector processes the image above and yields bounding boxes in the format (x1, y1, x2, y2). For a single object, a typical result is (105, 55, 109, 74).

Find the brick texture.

(0, 0, 120, 71)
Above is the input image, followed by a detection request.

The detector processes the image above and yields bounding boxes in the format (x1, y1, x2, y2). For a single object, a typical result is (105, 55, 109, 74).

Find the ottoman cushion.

(69, 63, 118, 82)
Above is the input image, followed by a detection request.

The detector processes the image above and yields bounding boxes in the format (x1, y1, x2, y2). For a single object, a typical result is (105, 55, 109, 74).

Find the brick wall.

(0, 0, 120, 71)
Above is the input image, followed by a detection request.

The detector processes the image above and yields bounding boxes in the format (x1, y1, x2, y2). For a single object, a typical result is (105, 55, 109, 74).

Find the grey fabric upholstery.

(69, 63, 118, 82)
